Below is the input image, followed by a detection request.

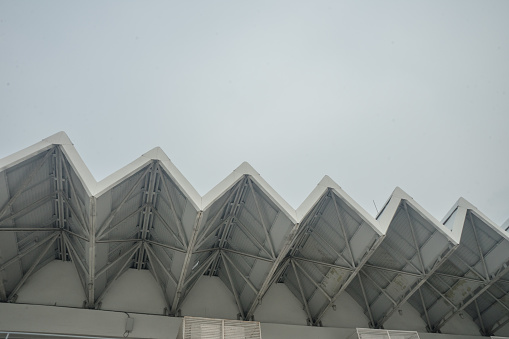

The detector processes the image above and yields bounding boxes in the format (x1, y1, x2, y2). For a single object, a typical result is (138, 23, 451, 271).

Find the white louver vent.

(176, 317, 262, 339)
(349, 328, 420, 339)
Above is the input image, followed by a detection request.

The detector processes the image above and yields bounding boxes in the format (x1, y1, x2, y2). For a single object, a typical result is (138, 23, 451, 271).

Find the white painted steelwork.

(1, 132, 508, 337)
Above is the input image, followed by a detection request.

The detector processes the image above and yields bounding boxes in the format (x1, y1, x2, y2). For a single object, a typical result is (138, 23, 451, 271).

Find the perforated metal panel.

(354, 328, 420, 339)
(177, 317, 261, 339)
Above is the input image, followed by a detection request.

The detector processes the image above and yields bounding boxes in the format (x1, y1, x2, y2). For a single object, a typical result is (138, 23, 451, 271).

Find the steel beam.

(292, 256, 353, 272)
(63, 233, 88, 277)
(361, 270, 398, 306)
(331, 192, 356, 267)
(222, 251, 259, 294)
(310, 230, 353, 269)
(145, 239, 187, 254)
(0, 233, 59, 271)
(63, 233, 88, 298)
(293, 259, 332, 301)
(313, 235, 384, 325)
(195, 185, 239, 248)
(176, 251, 219, 311)
(61, 158, 88, 232)
(245, 221, 302, 320)
(425, 280, 458, 311)
(208, 179, 247, 277)
(469, 212, 490, 280)
(143, 243, 172, 312)
(54, 149, 67, 262)
(418, 288, 432, 332)
(137, 163, 159, 269)
(404, 203, 425, 275)
(144, 243, 178, 286)
(233, 217, 274, 259)
(95, 242, 140, 279)
(151, 208, 186, 248)
(292, 260, 313, 324)
(247, 178, 275, 258)
(434, 261, 509, 330)
(172, 211, 203, 315)
(0, 194, 56, 225)
(87, 197, 96, 308)
(474, 299, 487, 335)
(375, 209, 458, 327)
(60, 194, 88, 238)
(194, 215, 232, 251)
(358, 273, 375, 328)
(8, 234, 58, 301)
(97, 204, 147, 241)
(219, 248, 273, 263)
(159, 176, 187, 246)
(222, 252, 245, 320)
(492, 314, 509, 334)
(95, 165, 151, 239)
(95, 244, 140, 306)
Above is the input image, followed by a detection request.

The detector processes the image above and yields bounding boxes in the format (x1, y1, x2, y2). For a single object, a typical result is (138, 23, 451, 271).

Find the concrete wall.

(0, 303, 490, 339)
(1, 260, 490, 339)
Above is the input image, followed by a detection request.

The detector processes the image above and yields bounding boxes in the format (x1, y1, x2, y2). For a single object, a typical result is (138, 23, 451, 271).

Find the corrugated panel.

(109, 168, 147, 211)
(159, 171, 188, 219)
(5, 150, 53, 195)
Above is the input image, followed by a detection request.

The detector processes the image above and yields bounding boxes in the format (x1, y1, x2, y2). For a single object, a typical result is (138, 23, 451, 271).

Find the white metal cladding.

(353, 328, 420, 339)
(1, 132, 509, 336)
(177, 317, 261, 339)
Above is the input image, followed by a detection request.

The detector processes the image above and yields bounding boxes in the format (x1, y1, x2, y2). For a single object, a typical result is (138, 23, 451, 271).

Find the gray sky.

(1, 1, 508, 225)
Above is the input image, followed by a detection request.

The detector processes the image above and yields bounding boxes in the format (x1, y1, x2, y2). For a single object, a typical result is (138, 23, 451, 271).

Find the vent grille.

(178, 317, 261, 339)
(353, 328, 420, 339)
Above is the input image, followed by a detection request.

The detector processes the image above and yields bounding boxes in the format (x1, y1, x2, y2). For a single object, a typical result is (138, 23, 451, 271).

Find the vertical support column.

(87, 196, 96, 308)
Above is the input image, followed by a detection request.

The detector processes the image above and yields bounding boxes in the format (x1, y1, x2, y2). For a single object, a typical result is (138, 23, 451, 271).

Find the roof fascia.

(146, 147, 201, 211)
(457, 198, 508, 241)
(58, 139, 97, 197)
(377, 187, 459, 244)
(0, 131, 61, 172)
(94, 147, 201, 211)
(201, 162, 297, 223)
(0, 132, 97, 197)
(297, 175, 383, 236)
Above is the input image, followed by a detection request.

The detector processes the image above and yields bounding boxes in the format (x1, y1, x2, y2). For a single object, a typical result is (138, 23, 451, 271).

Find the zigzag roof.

(0, 132, 507, 336)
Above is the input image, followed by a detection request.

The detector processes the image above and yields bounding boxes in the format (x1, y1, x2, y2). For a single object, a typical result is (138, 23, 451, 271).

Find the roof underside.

(0, 136, 508, 336)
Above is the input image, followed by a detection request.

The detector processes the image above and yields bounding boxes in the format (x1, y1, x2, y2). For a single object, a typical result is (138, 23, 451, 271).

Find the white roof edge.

(1, 133, 500, 241)
(297, 175, 383, 236)
(202, 162, 298, 223)
(503, 218, 509, 231)
(378, 187, 459, 244)
(94, 148, 201, 210)
(143, 147, 201, 211)
(0, 131, 64, 172)
(0, 132, 98, 197)
(452, 197, 509, 241)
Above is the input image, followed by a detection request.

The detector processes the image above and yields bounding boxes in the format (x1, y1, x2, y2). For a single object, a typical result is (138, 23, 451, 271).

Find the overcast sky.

(1, 1, 508, 225)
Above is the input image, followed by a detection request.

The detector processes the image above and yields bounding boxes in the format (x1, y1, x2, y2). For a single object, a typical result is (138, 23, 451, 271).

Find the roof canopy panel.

(1, 133, 508, 335)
